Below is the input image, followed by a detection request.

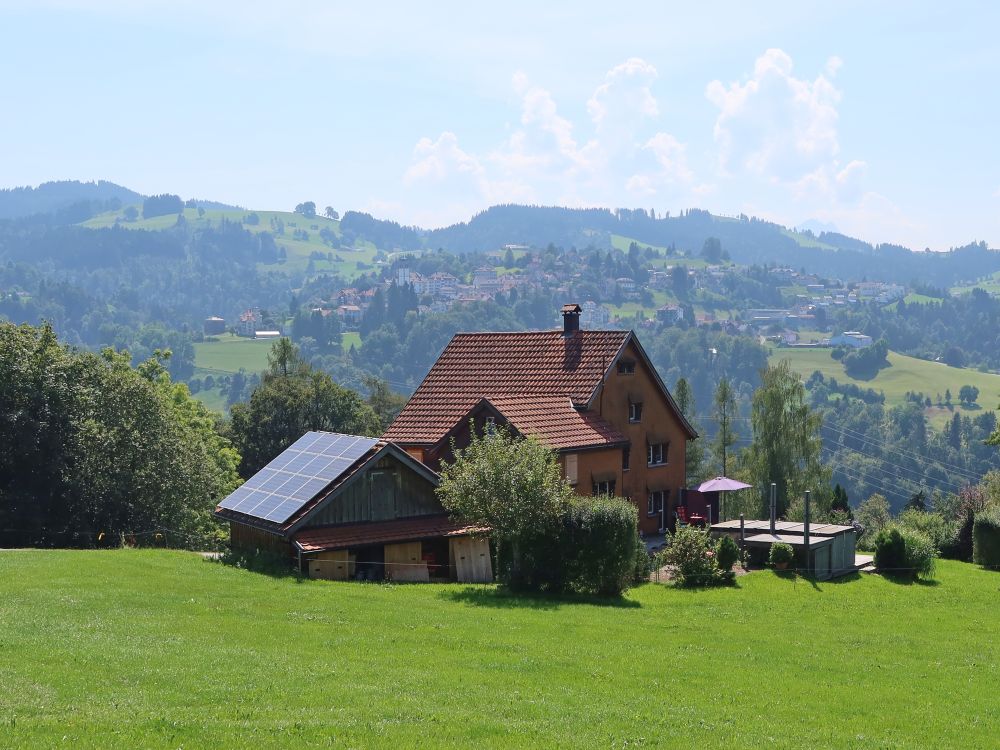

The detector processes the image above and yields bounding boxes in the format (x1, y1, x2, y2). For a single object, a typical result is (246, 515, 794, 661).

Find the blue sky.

(1, 1, 998, 250)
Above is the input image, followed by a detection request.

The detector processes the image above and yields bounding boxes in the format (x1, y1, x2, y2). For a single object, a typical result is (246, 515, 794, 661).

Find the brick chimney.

(561, 303, 582, 336)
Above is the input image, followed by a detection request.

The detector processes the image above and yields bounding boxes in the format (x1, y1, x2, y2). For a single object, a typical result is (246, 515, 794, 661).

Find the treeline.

(0, 322, 240, 547)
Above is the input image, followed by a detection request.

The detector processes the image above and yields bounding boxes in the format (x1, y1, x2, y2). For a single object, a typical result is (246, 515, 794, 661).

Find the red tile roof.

(383, 329, 629, 445)
(293, 515, 488, 552)
(486, 395, 626, 451)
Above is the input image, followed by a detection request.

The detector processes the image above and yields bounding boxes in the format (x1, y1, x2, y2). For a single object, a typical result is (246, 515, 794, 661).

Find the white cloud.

(402, 58, 698, 223)
(706, 48, 842, 181)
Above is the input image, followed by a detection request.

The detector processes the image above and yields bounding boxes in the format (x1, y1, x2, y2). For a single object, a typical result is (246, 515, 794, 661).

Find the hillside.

(770, 345, 1000, 414)
(1, 550, 996, 748)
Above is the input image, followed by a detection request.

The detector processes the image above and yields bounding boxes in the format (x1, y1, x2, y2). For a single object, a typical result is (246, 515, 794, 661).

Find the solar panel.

(219, 431, 379, 524)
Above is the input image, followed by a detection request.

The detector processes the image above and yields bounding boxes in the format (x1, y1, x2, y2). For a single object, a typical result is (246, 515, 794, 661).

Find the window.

(647, 490, 667, 516)
(617, 359, 636, 375)
(592, 480, 616, 496)
(485, 416, 496, 435)
(565, 453, 578, 485)
(622, 445, 630, 472)
(629, 401, 643, 423)
(647, 442, 667, 466)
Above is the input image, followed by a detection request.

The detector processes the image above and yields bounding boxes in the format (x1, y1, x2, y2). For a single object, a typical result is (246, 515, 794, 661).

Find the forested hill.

(351, 204, 999, 287)
(0, 181, 142, 221)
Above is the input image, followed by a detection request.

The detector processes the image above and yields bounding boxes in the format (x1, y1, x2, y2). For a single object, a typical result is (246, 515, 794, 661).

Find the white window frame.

(629, 401, 643, 423)
(647, 490, 666, 516)
(647, 442, 666, 466)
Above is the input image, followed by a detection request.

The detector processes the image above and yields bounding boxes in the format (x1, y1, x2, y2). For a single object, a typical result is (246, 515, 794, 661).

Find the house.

(236, 308, 260, 337)
(656, 304, 683, 324)
(203, 316, 225, 335)
(580, 300, 610, 329)
(337, 304, 362, 327)
(383, 303, 698, 536)
(215, 431, 492, 583)
(830, 331, 873, 348)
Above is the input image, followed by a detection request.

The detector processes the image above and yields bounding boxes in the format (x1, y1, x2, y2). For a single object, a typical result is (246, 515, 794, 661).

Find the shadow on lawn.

(439, 586, 641, 610)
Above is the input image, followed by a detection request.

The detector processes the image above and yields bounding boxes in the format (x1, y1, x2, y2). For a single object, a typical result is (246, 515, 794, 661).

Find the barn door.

(450, 536, 493, 583)
(384, 542, 429, 582)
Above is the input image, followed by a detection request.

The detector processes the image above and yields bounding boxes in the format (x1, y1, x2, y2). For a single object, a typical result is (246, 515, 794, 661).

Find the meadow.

(193, 333, 275, 376)
(0, 550, 996, 748)
(770, 345, 1000, 413)
(82, 207, 380, 281)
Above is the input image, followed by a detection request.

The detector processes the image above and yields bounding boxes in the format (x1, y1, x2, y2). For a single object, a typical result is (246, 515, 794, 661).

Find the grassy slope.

(0, 551, 997, 748)
(770, 346, 1000, 411)
(81, 207, 379, 281)
(193, 333, 274, 376)
(951, 270, 1000, 296)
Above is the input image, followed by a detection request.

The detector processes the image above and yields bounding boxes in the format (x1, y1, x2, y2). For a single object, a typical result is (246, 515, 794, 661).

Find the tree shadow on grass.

(439, 586, 641, 610)
(876, 572, 940, 587)
(210, 550, 307, 583)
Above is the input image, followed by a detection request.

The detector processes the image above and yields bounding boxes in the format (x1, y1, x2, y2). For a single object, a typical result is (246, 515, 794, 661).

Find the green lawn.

(194, 333, 275, 376)
(951, 270, 1000, 297)
(771, 346, 1000, 410)
(0, 551, 997, 748)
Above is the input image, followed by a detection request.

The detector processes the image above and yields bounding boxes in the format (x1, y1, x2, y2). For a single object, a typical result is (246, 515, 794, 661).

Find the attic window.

(617, 360, 636, 375)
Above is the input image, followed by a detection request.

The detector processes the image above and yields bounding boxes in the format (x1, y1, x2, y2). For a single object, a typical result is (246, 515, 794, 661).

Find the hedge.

(972, 510, 1000, 570)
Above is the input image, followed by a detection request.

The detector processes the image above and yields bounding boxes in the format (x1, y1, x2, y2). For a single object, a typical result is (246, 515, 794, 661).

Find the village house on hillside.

(216, 432, 492, 583)
(383, 303, 697, 536)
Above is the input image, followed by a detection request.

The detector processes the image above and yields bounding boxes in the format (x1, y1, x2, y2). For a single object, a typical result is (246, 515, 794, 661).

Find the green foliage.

(716, 535, 739, 572)
(663, 527, 725, 586)
(674, 376, 704, 482)
(872, 526, 936, 579)
(0, 322, 239, 548)
(559, 495, 642, 596)
(741, 360, 829, 517)
(972, 509, 1000, 569)
(228, 340, 380, 477)
(712, 376, 738, 476)
(769, 542, 794, 566)
(897, 509, 956, 554)
(856, 494, 892, 550)
(842, 338, 890, 379)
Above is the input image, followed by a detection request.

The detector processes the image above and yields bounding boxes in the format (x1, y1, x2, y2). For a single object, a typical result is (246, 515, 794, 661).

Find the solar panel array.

(219, 432, 379, 524)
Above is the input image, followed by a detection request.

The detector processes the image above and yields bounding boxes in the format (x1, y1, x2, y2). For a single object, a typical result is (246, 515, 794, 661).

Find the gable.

(591, 333, 698, 440)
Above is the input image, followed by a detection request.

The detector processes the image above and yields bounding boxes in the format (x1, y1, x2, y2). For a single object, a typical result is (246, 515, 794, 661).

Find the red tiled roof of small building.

(383, 329, 629, 445)
(486, 395, 627, 451)
(293, 515, 488, 552)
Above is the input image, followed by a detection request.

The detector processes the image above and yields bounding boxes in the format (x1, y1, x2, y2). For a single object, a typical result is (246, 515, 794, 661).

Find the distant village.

(201, 251, 907, 351)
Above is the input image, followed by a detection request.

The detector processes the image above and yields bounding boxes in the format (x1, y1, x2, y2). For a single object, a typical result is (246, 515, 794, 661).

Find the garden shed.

(710, 519, 857, 580)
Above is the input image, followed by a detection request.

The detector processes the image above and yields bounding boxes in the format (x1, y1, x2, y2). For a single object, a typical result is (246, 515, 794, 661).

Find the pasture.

(0, 551, 996, 748)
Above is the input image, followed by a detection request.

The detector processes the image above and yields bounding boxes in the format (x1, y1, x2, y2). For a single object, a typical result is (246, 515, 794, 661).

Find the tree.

(711, 377, 738, 476)
(324, 206, 339, 220)
(674, 377, 704, 483)
(959, 385, 980, 406)
(741, 360, 829, 518)
(701, 237, 723, 263)
(229, 340, 380, 477)
(856, 493, 892, 548)
(437, 425, 573, 585)
(123, 205, 139, 221)
(295, 201, 317, 219)
(904, 490, 927, 512)
(362, 375, 407, 431)
(0, 322, 239, 548)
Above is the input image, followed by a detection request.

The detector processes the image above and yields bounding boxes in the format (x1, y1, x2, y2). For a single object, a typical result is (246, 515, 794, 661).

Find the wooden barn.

(215, 431, 492, 583)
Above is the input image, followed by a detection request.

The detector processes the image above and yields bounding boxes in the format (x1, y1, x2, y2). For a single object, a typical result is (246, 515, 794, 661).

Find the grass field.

(0, 551, 997, 748)
(952, 270, 1000, 297)
(194, 333, 274, 375)
(81, 207, 380, 281)
(770, 346, 1000, 411)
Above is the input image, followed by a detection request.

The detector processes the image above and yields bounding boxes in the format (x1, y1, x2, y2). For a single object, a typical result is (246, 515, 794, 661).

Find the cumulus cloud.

(401, 58, 698, 222)
(706, 48, 842, 181)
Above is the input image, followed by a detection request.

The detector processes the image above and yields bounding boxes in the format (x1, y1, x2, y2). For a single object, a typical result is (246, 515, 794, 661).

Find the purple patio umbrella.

(697, 476, 752, 493)
(696, 476, 752, 522)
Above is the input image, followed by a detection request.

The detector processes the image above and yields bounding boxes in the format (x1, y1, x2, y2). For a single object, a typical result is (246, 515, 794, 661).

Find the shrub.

(873, 525, 936, 579)
(716, 535, 739, 572)
(632, 534, 653, 583)
(559, 496, 640, 596)
(663, 527, 719, 586)
(972, 509, 1000, 570)
(897, 509, 957, 554)
(769, 542, 794, 567)
(856, 494, 892, 550)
